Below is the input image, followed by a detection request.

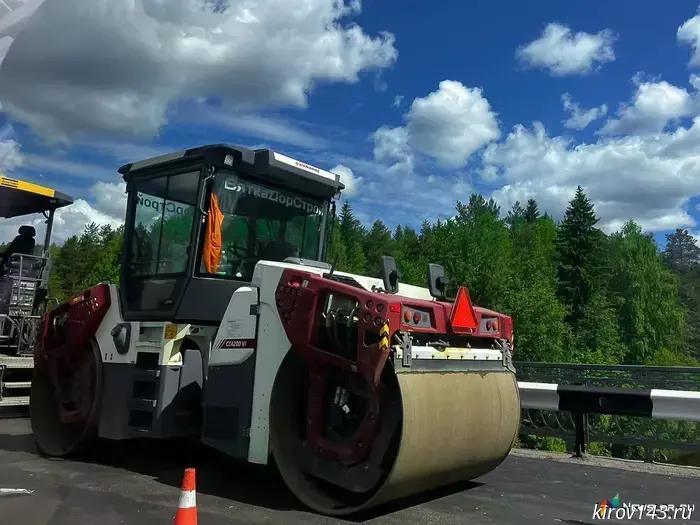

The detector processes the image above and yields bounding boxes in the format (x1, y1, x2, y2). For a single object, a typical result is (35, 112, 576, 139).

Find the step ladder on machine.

(0, 356, 33, 408)
(0, 253, 48, 411)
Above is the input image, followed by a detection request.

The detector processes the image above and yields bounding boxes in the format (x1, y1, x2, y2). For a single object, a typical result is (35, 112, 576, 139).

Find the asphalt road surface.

(1, 417, 699, 525)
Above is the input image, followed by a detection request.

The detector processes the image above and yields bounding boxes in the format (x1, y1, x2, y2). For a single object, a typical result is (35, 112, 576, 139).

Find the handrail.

(515, 361, 700, 373)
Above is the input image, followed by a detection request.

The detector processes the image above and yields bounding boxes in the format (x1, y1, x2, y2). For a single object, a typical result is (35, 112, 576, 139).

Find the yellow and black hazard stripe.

(0, 175, 55, 197)
(378, 320, 390, 352)
(0, 174, 74, 219)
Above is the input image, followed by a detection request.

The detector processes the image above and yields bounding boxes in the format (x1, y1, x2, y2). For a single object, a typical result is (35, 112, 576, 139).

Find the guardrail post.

(644, 446, 654, 463)
(573, 411, 588, 458)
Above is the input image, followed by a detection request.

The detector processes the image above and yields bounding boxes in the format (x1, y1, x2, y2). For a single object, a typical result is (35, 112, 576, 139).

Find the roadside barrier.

(517, 382, 700, 456)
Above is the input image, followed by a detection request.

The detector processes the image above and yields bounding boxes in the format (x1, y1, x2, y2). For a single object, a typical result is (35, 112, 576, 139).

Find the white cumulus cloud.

(371, 80, 500, 171)
(599, 76, 696, 135)
(483, 110, 700, 234)
(89, 181, 127, 219)
(561, 93, 607, 130)
(0, 0, 397, 143)
(678, 7, 700, 68)
(0, 118, 23, 170)
(516, 22, 616, 76)
(692, 229, 700, 247)
(371, 125, 414, 174)
(330, 164, 362, 197)
(0, 137, 22, 170)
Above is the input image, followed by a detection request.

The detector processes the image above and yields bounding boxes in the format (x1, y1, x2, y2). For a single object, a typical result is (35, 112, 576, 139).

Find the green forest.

(15, 184, 699, 368)
(326, 186, 700, 367)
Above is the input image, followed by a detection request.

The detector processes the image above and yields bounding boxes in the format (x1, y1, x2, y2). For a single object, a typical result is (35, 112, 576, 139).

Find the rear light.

(400, 306, 431, 327)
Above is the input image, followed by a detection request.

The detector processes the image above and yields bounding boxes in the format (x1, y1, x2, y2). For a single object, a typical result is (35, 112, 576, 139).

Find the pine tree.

(362, 220, 393, 277)
(505, 201, 526, 232)
(393, 225, 423, 285)
(456, 194, 501, 222)
(325, 215, 349, 270)
(347, 239, 366, 275)
(524, 198, 540, 223)
(555, 186, 605, 325)
(663, 228, 700, 272)
(393, 225, 404, 244)
(338, 202, 366, 273)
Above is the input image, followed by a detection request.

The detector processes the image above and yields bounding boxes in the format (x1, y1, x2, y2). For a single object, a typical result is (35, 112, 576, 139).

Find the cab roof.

(0, 175, 74, 219)
(117, 143, 345, 200)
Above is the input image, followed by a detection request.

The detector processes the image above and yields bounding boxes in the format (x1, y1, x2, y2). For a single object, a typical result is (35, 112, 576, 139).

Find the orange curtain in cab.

(203, 193, 224, 273)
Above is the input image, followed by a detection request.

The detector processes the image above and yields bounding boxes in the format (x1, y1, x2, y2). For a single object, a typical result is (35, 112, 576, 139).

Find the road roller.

(29, 144, 521, 516)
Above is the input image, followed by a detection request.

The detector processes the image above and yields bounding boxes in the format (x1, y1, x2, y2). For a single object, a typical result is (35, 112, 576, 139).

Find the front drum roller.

(270, 353, 521, 516)
(30, 340, 102, 457)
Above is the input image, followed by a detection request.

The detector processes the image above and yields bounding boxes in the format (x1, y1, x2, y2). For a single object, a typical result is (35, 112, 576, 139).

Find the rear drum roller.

(269, 352, 521, 516)
(30, 341, 102, 457)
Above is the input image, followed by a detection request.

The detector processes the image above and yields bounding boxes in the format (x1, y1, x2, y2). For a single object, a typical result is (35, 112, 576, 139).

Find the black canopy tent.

(0, 175, 74, 252)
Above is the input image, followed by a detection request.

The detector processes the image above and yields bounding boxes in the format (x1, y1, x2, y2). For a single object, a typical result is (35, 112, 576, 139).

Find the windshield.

(199, 171, 327, 280)
(128, 171, 199, 277)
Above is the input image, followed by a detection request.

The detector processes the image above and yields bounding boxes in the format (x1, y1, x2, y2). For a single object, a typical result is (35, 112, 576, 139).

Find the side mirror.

(380, 256, 401, 294)
(427, 264, 450, 300)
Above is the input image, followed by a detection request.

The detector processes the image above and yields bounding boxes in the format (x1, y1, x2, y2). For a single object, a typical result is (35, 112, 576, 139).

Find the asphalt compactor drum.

(266, 267, 521, 516)
(271, 358, 520, 515)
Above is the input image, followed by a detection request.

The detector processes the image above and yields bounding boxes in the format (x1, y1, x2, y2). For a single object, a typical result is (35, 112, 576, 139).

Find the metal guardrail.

(514, 361, 700, 390)
(514, 362, 700, 462)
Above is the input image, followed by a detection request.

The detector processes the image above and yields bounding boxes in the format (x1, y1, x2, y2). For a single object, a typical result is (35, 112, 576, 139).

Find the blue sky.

(1, 0, 700, 248)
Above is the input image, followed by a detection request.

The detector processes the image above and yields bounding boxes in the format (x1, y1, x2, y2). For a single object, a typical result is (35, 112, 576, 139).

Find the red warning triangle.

(449, 286, 478, 333)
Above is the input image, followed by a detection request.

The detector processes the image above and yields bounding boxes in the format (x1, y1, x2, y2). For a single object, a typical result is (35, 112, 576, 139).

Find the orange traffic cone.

(174, 468, 197, 525)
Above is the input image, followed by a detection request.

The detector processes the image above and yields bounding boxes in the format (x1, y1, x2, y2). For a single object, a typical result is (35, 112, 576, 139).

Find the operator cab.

(118, 144, 344, 324)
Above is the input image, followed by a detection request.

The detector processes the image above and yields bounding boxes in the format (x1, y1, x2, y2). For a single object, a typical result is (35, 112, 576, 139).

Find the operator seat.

(1, 225, 37, 313)
(0, 225, 36, 276)
(237, 240, 300, 280)
(257, 240, 300, 262)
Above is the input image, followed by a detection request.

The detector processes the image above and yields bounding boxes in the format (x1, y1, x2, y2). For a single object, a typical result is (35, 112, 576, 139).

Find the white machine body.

(93, 260, 511, 464)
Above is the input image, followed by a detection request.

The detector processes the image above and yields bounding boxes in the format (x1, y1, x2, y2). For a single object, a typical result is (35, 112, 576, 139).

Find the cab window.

(130, 172, 198, 276)
(199, 171, 326, 280)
